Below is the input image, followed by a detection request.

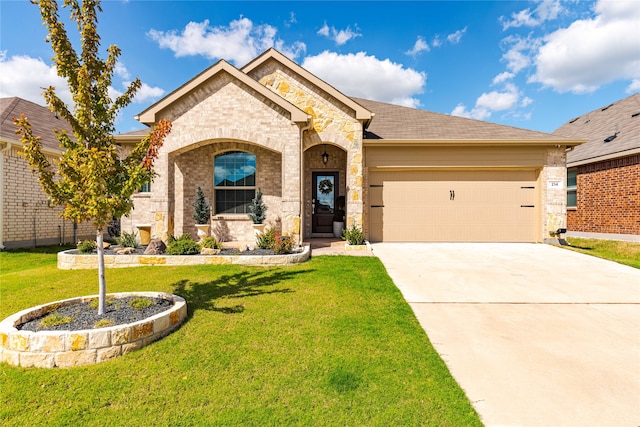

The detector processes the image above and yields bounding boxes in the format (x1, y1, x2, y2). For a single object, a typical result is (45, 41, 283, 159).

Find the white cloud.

(500, 0, 563, 30)
(447, 27, 468, 44)
(317, 23, 361, 46)
(493, 71, 515, 85)
(501, 35, 538, 74)
(405, 36, 430, 57)
(451, 83, 523, 120)
(302, 51, 426, 107)
(0, 52, 165, 112)
(530, 0, 640, 93)
(0, 52, 72, 107)
(114, 62, 130, 80)
(148, 17, 305, 66)
(627, 79, 640, 93)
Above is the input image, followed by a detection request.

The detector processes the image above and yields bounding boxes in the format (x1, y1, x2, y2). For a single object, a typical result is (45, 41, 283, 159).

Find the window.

(139, 181, 151, 193)
(214, 151, 256, 214)
(567, 169, 577, 208)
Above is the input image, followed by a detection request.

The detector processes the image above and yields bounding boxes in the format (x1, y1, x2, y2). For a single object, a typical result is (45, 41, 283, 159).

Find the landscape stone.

(144, 239, 166, 255)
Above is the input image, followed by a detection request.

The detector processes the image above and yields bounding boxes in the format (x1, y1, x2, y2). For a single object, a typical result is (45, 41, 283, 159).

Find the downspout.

(298, 116, 312, 245)
(0, 140, 13, 250)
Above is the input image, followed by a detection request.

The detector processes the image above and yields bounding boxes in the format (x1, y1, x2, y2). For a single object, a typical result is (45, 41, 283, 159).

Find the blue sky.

(1, 0, 638, 134)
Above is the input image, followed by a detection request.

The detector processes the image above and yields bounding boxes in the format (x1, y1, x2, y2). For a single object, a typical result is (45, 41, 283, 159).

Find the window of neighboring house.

(567, 169, 577, 208)
(214, 151, 256, 214)
(139, 181, 151, 193)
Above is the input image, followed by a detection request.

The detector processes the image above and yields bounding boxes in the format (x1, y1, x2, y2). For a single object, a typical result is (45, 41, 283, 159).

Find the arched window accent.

(214, 151, 256, 214)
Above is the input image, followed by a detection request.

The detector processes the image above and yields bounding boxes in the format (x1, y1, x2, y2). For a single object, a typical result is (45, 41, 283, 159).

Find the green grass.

(0, 248, 481, 426)
(563, 238, 640, 269)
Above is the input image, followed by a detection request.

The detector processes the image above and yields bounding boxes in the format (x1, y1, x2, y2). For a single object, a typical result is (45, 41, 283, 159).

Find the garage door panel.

(369, 170, 538, 242)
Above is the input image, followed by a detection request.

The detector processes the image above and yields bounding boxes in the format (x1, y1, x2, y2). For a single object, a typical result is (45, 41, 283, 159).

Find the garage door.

(369, 170, 538, 242)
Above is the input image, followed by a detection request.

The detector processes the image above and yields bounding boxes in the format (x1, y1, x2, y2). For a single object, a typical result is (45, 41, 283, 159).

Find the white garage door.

(369, 170, 538, 242)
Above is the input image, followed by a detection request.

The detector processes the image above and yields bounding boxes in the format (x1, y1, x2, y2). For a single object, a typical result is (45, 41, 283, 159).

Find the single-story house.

(116, 48, 582, 244)
(554, 93, 639, 242)
(0, 97, 96, 249)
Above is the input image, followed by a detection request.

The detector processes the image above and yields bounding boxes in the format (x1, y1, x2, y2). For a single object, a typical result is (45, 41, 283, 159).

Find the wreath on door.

(318, 178, 333, 195)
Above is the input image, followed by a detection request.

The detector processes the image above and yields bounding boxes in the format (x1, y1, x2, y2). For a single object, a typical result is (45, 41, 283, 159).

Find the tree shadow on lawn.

(172, 268, 313, 318)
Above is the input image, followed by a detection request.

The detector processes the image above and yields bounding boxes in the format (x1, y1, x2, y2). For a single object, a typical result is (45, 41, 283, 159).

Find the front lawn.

(0, 248, 481, 426)
(563, 238, 640, 269)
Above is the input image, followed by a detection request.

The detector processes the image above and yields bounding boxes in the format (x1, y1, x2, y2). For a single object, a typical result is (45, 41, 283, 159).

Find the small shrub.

(273, 235, 294, 255)
(77, 240, 97, 253)
(129, 297, 154, 311)
(342, 225, 365, 246)
(115, 230, 139, 248)
(248, 188, 267, 224)
(88, 297, 115, 309)
(192, 186, 211, 224)
(94, 319, 114, 328)
(39, 312, 74, 328)
(256, 228, 277, 249)
(167, 233, 193, 244)
(201, 236, 224, 250)
(166, 236, 201, 255)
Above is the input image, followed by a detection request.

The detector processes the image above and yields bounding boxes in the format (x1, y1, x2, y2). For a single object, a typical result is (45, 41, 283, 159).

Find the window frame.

(567, 169, 577, 208)
(213, 151, 257, 215)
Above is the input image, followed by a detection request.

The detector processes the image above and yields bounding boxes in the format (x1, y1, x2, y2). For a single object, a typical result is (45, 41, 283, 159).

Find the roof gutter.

(363, 138, 585, 147)
(568, 147, 640, 168)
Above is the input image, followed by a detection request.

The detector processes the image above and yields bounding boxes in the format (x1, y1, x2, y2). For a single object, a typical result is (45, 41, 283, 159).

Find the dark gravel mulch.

(18, 296, 173, 332)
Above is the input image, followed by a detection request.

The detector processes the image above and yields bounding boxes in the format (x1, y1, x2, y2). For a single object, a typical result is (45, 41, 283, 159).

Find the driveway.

(372, 243, 640, 427)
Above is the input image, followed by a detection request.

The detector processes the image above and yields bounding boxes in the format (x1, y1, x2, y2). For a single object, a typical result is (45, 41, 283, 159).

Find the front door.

(312, 172, 338, 233)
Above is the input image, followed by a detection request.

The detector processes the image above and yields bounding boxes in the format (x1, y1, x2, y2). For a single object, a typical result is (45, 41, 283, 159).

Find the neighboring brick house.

(554, 93, 640, 242)
(0, 97, 96, 249)
(115, 48, 581, 244)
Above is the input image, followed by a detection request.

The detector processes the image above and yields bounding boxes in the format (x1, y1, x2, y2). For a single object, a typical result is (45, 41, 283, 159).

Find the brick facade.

(567, 154, 640, 235)
(1, 145, 98, 249)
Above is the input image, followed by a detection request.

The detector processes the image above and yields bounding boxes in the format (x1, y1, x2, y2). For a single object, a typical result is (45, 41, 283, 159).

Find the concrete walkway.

(372, 243, 640, 427)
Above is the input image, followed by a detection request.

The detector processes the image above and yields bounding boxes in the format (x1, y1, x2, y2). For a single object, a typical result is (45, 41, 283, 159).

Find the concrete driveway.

(372, 243, 640, 427)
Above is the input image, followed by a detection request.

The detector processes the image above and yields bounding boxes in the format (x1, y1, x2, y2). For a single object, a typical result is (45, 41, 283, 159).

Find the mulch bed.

(17, 296, 173, 332)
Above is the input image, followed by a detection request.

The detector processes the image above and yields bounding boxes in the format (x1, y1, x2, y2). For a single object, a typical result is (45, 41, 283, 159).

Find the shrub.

(201, 236, 224, 250)
(129, 297, 154, 311)
(94, 319, 114, 329)
(192, 186, 211, 224)
(77, 240, 97, 253)
(115, 230, 139, 248)
(273, 235, 294, 255)
(39, 312, 74, 329)
(248, 188, 267, 224)
(166, 235, 201, 255)
(256, 228, 277, 249)
(342, 225, 365, 245)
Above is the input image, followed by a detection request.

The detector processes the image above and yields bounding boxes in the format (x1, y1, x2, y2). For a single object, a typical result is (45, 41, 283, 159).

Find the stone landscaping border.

(57, 244, 311, 269)
(0, 292, 187, 368)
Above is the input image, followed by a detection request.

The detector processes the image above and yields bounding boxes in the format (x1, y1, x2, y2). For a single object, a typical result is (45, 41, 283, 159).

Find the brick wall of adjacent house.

(1, 146, 96, 249)
(567, 154, 640, 235)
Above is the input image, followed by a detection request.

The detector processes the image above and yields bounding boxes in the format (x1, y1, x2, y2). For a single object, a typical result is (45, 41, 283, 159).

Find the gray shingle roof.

(1, 97, 73, 152)
(554, 93, 640, 165)
(352, 97, 571, 141)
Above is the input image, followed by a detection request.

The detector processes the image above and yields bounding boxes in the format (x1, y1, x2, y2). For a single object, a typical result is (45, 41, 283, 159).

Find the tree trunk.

(96, 229, 106, 315)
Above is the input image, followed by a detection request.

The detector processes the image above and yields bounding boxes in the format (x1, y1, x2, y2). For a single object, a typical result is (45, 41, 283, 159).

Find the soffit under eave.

(363, 138, 586, 147)
(242, 48, 373, 122)
(136, 59, 309, 126)
(567, 147, 640, 167)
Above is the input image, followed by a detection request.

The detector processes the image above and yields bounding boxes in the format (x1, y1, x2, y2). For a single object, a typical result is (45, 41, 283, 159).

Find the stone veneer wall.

(2, 145, 98, 249)
(567, 155, 639, 235)
(542, 147, 568, 241)
(249, 61, 365, 232)
(131, 73, 303, 243)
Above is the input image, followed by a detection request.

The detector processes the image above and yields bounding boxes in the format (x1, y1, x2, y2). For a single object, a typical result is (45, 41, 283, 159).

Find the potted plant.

(248, 188, 268, 235)
(192, 186, 211, 241)
(333, 195, 345, 238)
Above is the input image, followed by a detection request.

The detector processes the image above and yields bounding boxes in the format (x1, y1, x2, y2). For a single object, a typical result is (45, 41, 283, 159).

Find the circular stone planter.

(0, 292, 187, 368)
(57, 244, 310, 269)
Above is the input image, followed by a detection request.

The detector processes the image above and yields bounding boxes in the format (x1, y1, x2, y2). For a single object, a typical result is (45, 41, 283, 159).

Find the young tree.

(13, 0, 171, 315)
